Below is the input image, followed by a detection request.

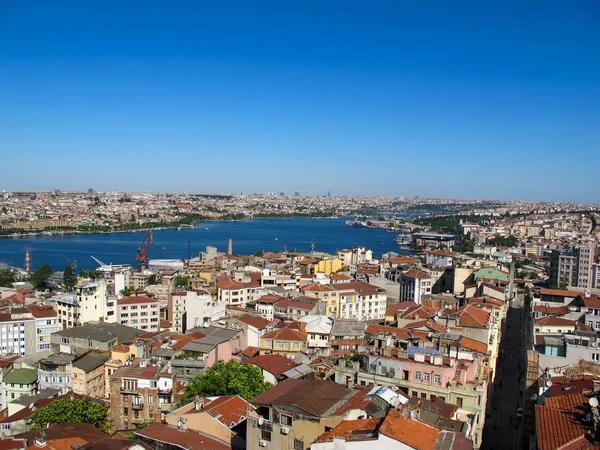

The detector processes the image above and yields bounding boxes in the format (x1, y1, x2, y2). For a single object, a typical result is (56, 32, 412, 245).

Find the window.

(456, 397, 463, 407)
(423, 373, 430, 382)
(88, 340, 93, 347)
(281, 415, 293, 426)
(421, 393, 427, 399)
(294, 439, 304, 450)
(592, 353, 600, 362)
(62, 337, 69, 344)
(261, 430, 271, 442)
(414, 372, 421, 380)
(148, 395, 153, 404)
(265, 340, 272, 347)
(434, 375, 441, 384)
(412, 391, 418, 397)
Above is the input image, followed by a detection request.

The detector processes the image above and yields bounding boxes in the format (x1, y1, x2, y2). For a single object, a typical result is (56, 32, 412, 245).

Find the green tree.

(80, 269, 102, 280)
(254, 251, 264, 257)
(120, 286, 135, 297)
(29, 264, 53, 289)
(174, 275, 190, 288)
(30, 398, 111, 433)
(0, 269, 16, 288)
(148, 274, 157, 284)
(181, 360, 272, 404)
(63, 265, 78, 291)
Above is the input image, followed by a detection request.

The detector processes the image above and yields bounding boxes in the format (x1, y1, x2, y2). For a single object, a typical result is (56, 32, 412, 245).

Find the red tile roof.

(454, 305, 491, 328)
(134, 423, 230, 450)
(118, 296, 158, 305)
(235, 314, 270, 330)
(379, 409, 440, 449)
(534, 316, 577, 327)
(201, 395, 255, 428)
(261, 326, 307, 342)
(402, 319, 446, 333)
(243, 354, 299, 378)
(540, 288, 581, 298)
(251, 379, 353, 417)
(403, 269, 431, 279)
(459, 336, 488, 354)
(535, 404, 592, 450)
(216, 276, 244, 291)
(398, 305, 438, 320)
(171, 331, 207, 351)
(28, 304, 57, 318)
(389, 257, 420, 265)
(313, 418, 381, 443)
(241, 346, 260, 358)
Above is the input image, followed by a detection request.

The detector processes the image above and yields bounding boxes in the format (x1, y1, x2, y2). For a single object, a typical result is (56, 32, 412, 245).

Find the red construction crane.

(136, 229, 153, 270)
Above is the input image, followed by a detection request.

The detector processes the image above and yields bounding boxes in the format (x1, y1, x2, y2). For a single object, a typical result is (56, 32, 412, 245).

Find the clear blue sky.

(1, 1, 599, 202)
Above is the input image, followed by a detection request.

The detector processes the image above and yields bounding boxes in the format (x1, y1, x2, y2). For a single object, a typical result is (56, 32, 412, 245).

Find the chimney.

(382, 347, 392, 357)
(433, 356, 443, 366)
(398, 349, 409, 359)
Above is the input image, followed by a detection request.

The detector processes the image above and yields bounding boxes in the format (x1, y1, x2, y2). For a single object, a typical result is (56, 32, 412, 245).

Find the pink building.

(117, 296, 160, 332)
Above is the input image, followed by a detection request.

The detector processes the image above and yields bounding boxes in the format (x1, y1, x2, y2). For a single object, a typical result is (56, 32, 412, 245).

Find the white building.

(181, 289, 225, 331)
(0, 308, 36, 357)
(28, 304, 60, 352)
(298, 315, 333, 350)
(117, 295, 160, 333)
(73, 281, 116, 326)
(400, 269, 432, 304)
(333, 282, 388, 321)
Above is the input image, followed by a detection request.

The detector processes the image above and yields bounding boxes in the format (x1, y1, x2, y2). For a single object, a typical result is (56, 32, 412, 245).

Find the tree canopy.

(29, 397, 110, 433)
(0, 269, 16, 288)
(29, 264, 53, 289)
(174, 275, 190, 288)
(63, 265, 78, 291)
(182, 360, 272, 404)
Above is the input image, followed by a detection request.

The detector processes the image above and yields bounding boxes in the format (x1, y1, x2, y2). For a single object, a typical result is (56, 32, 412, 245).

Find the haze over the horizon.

(1, 1, 598, 203)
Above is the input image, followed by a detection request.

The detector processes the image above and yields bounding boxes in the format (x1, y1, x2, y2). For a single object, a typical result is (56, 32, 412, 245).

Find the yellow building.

(314, 257, 343, 276)
(71, 352, 108, 398)
(302, 283, 339, 317)
(260, 326, 308, 357)
(110, 342, 144, 363)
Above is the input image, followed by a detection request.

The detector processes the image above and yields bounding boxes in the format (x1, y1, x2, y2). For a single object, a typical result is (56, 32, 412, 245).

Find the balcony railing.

(132, 402, 144, 410)
(121, 386, 138, 394)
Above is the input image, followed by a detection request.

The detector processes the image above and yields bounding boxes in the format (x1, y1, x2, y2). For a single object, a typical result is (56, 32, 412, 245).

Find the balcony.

(121, 386, 138, 394)
(132, 402, 144, 410)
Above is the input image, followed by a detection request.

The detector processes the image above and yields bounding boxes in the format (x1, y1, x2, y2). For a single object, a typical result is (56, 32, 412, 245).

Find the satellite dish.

(546, 381, 553, 388)
(258, 417, 265, 426)
(590, 397, 599, 408)
(390, 397, 400, 408)
(410, 410, 419, 419)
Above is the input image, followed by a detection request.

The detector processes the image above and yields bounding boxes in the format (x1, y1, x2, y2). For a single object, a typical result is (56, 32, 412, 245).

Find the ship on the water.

(395, 233, 412, 249)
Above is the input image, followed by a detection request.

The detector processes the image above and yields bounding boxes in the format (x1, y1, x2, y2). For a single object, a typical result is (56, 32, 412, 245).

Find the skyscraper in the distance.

(294, 191, 299, 197)
(327, 190, 331, 197)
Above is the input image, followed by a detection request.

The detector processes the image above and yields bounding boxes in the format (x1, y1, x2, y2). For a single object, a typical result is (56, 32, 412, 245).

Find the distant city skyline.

(1, 2, 599, 203)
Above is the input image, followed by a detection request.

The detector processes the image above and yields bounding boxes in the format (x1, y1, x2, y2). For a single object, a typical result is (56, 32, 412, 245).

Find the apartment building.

(0, 308, 36, 357)
(334, 282, 387, 321)
(29, 304, 59, 352)
(117, 295, 160, 333)
(110, 359, 176, 430)
(550, 243, 597, 289)
(63, 281, 117, 326)
(72, 351, 109, 398)
(170, 289, 225, 332)
(400, 270, 432, 304)
(2, 367, 38, 409)
(247, 379, 368, 450)
(260, 325, 308, 357)
(51, 321, 145, 355)
(336, 350, 487, 448)
(217, 276, 264, 308)
(37, 353, 75, 391)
